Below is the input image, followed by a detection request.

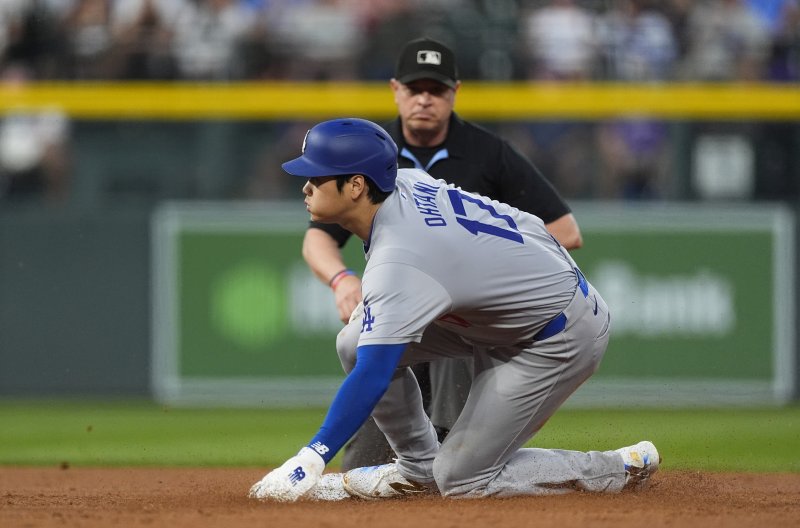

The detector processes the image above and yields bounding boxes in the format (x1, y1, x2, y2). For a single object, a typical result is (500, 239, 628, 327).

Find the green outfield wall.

(151, 202, 795, 407)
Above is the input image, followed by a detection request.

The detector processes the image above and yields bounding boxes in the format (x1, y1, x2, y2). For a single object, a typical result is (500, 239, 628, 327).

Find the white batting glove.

(248, 447, 325, 502)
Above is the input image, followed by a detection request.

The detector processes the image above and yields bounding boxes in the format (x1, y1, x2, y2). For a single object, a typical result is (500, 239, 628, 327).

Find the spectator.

(171, 0, 255, 80)
(517, 1, 598, 199)
(595, 118, 671, 200)
(266, 0, 366, 81)
(745, 0, 799, 38)
(357, 1, 431, 81)
(596, 0, 677, 81)
(63, 0, 120, 79)
(0, 70, 71, 204)
(662, 0, 693, 61)
(0, 1, 30, 75)
(680, 0, 770, 81)
(0, 0, 71, 79)
(593, 0, 677, 200)
(108, 0, 186, 80)
(744, 0, 800, 81)
(520, 0, 597, 80)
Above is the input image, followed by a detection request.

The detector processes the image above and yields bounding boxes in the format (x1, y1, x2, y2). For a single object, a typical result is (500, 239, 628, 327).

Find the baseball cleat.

(615, 440, 661, 491)
(342, 463, 432, 500)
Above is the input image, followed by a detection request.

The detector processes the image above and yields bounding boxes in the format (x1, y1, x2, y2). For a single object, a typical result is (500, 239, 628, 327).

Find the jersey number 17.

(447, 189, 524, 244)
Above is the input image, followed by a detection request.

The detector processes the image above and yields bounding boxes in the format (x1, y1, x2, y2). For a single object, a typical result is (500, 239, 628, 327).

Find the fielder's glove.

(248, 447, 325, 502)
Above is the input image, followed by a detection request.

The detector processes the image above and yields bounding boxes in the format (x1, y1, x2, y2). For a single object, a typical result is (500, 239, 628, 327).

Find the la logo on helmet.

(301, 130, 310, 153)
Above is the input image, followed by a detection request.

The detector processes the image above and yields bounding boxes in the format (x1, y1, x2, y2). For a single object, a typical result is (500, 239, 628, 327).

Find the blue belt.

(533, 268, 589, 341)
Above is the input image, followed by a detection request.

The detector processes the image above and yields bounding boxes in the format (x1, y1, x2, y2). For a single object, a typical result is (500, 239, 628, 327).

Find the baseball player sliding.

(249, 118, 660, 502)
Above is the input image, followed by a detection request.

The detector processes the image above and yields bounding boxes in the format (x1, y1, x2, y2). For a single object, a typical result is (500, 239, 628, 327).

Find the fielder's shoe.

(615, 440, 661, 491)
(342, 463, 432, 500)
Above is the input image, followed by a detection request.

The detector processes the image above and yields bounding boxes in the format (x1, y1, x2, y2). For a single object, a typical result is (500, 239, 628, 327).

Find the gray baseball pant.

(336, 278, 628, 497)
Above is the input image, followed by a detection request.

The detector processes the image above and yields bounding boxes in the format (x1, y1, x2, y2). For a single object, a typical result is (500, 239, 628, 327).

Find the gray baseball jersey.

(358, 168, 577, 348)
(336, 168, 624, 497)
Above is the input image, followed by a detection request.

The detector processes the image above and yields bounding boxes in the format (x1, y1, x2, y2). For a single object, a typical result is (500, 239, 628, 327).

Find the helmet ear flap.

(282, 119, 398, 192)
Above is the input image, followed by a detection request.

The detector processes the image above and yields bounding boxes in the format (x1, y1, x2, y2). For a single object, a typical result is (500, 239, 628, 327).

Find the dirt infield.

(2, 467, 798, 528)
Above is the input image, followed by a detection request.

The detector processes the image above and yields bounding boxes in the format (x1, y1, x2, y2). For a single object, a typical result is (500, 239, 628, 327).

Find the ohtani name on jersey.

(412, 181, 447, 227)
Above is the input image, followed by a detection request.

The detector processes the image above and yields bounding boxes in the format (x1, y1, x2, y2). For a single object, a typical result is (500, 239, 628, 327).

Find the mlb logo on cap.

(417, 50, 442, 65)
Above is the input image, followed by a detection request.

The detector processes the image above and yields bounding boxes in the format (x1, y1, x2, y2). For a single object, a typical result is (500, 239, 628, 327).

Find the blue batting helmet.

(282, 118, 398, 192)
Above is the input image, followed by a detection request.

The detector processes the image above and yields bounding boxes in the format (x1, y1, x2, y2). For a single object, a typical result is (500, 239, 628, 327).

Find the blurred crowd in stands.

(0, 0, 798, 205)
(0, 0, 797, 83)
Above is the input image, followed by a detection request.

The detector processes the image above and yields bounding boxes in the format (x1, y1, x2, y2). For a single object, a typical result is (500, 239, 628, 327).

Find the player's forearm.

(302, 227, 350, 285)
(545, 213, 583, 250)
(307, 343, 408, 463)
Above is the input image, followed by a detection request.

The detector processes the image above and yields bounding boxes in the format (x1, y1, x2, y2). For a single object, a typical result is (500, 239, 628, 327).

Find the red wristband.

(329, 269, 356, 290)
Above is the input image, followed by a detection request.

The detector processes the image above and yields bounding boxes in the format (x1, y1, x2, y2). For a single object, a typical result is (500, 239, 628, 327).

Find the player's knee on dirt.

(335, 320, 360, 373)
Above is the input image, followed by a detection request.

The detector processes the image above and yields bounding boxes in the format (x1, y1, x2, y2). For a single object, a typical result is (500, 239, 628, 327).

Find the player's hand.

(334, 274, 362, 324)
(248, 447, 325, 502)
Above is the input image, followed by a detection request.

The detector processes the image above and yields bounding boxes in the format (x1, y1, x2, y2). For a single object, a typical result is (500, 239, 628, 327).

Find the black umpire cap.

(395, 38, 459, 89)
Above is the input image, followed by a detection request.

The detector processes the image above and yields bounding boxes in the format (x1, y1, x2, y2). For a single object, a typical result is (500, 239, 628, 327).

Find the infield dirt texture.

(2, 467, 799, 527)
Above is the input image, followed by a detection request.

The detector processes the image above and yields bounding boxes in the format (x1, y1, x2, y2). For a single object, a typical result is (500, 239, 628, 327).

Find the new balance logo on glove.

(288, 466, 306, 485)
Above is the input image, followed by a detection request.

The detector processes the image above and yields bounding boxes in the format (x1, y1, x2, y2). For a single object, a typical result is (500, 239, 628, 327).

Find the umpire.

(301, 37, 582, 470)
